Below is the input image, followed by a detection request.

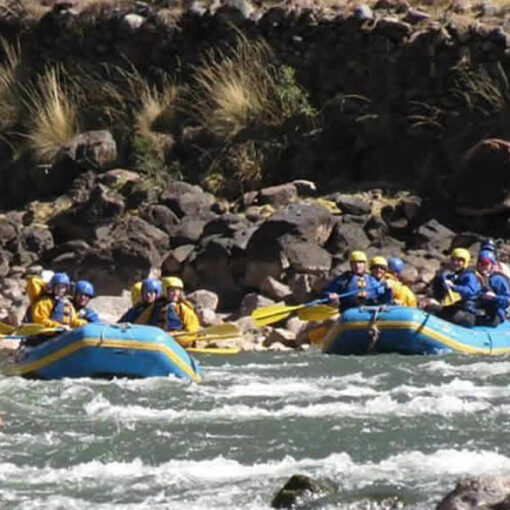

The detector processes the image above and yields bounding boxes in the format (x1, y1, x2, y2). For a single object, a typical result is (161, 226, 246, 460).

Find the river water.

(0, 350, 509, 509)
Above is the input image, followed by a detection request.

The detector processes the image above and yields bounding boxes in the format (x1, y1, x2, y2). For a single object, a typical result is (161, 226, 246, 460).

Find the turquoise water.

(0, 351, 509, 509)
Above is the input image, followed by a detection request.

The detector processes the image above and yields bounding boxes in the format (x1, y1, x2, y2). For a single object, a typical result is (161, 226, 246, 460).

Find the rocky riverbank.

(0, 0, 510, 350)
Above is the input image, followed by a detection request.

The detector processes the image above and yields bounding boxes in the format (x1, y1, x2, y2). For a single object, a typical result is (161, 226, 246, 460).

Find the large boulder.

(452, 139, 510, 212)
(160, 182, 215, 217)
(281, 239, 332, 273)
(413, 219, 455, 255)
(139, 204, 180, 235)
(50, 184, 125, 243)
(436, 475, 510, 510)
(248, 202, 335, 248)
(271, 474, 334, 509)
(325, 218, 371, 256)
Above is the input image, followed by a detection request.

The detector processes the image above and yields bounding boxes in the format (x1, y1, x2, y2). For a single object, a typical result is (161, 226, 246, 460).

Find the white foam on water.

(83, 394, 180, 421)
(423, 359, 510, 379)
(82, 391, 491, 425)
(391, 377, 509, 400)
(0, 448, 508, 509)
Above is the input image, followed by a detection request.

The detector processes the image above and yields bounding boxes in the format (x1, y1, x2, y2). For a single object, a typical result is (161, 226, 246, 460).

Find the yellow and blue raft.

(2, 323, 201, 381)
(323, 305, 510, 355)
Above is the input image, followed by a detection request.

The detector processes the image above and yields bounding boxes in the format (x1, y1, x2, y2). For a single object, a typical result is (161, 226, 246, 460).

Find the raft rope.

(367, 306, 384, 353)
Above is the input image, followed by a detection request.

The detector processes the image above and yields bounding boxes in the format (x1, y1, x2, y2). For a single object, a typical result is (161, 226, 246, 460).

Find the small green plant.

(275, 65, 317, 119)
(132, 134, 182, 183)
(451, 64, 509, 115)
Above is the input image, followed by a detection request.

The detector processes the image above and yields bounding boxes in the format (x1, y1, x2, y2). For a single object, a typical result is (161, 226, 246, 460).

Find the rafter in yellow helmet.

(451, 247, 471, 267)
(162, 276, 184, 294)
(370, 256, 388, 268)
(349, 250, 368, 263)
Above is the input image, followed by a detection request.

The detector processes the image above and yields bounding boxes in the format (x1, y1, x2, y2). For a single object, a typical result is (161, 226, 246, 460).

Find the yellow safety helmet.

(162, 276, 184, 295)
(451, 247, 471, 267)
(370, 256, 388, 268)
(349, 250, 368, 263)
(131, 281, 142, 305)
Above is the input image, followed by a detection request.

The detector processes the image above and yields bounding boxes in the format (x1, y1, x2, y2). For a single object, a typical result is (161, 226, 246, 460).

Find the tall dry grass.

(0, 38, 21, 131)
(135, 77, 178, 140)
(22, 66, 78, 162)
(186, 37, 289, 138)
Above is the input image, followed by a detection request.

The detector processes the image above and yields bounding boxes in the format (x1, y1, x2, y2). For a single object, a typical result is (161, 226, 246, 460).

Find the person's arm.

(70, 305, 87, 328)
(31, 297, 63, 328)
(83, 307, 100, 323)
(450, 272, 481, 300)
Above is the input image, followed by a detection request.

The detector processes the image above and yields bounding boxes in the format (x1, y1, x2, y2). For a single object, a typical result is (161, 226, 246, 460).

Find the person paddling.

(31, 272, 87, 330)
(386, 257, 417, 307)
(475, 250, 510, 326)
(319, 250, 389, 311)
(158, 277, 200, 343)
(72, 280, 99, 323)
(119, 278, 161, 324)
(428, 248, 481, 327)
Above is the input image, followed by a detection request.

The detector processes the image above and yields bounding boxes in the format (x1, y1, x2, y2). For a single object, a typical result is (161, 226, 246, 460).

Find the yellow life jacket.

(26, 275, 48, 305)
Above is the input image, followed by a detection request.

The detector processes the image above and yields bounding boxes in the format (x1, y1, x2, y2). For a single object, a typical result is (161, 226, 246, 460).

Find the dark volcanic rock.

(414, 219, 455, 255)
(452, 139, 510, 211)
(55, 130, 118, 171)
(271, 474, 334, 509)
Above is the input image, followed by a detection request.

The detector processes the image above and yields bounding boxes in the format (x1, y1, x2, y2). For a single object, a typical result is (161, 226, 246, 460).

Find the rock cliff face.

(0, 0, 510, 345)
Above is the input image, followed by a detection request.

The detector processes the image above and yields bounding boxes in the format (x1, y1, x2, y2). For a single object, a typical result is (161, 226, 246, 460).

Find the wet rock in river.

(271, 474, 334, 509)
(436, 475, 510, 510)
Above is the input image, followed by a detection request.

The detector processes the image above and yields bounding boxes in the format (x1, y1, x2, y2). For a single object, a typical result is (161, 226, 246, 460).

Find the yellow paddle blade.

(442, 290, 461, 307)
(13, 323, 65, 337)
(251, 303, 302, 327)
(297, 305, 339, 322)
(0, 322, 15, 335)
(187, 347, 241, 355)
(172, 323, 240, 338)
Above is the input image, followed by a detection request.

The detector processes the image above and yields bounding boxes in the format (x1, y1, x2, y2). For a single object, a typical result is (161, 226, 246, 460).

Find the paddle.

(14, 323, 66, 337)
(251, 282, 388, 327)
(0, 322, 15, 335)
(187, 347, 241, 355)
(172, 323, 241, 341)
(297, 304, 339, 322)
(251, 297, 332, 328)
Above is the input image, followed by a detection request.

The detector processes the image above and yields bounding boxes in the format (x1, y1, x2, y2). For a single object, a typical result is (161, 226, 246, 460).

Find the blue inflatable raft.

(323, 305, 510, 355)
(1, 323, 201, 381)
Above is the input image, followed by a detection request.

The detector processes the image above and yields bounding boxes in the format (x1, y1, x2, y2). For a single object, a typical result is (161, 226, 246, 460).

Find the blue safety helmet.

(481, 239, 496, 254)
(478, 250, 496, 264)
(50, 272, 70, 290)
(75, 280, 95, 297)
(388, 257, 404, 275)
(141, 278, 161, 297)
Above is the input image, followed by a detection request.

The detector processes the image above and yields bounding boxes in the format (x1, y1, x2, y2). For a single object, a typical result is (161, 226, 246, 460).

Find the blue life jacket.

(477, 271, 510, 320)
(119, 303, 147, 323)
(165, 303, 183, 330)
(320, 271, 385, 310)
(441, 269, 481, 313)
(52, 298, 73, 322)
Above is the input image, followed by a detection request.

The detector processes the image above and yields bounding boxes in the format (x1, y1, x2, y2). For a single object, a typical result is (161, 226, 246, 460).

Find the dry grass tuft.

(22, 66, 78, 162)
(0, 38, 22, 130)
(136, 77, 178, 140)
(186, 36, 292, 138)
